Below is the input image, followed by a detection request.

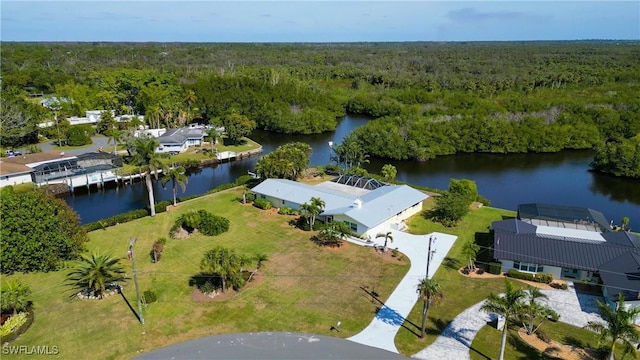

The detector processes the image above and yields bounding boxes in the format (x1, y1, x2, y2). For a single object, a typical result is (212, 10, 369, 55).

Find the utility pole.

(425, 235, 437, 279)
(129, 238, 144, 324)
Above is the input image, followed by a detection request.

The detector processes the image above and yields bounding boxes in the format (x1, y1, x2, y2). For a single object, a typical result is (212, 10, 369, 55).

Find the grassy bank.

(5, 187, 407, 359)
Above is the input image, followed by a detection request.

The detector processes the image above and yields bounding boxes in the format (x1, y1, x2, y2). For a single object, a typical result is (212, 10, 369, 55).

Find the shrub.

(244, 192, 257, 202)
(198, 212, 230, 236)
(476, 195, 491, 206)
(151, 241, 164, 263)
(488, 262, 502, 275)
(170, 210, 230, 238)
(142, 290, 157, 305)
(253, 198, 272, 210)
(537, 329, 551, 343)
(506, 269, 553, 284)
(156, 237, 168, 245)
(234, 175, 253, 185)
(476, 268, 485, 275)
(391, 247, 400, 257)
(278, 206, 297, 215)
(0, 312, 28, 337)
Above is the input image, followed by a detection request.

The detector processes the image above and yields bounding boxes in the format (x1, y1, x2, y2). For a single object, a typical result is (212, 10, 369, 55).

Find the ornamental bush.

(170, 210, 229, 238)
(488, 262, 502, 275)
(253, 198, 272, 210)
(506, 269, 553, 284)
(0, 312, 28, 337)
(278, 206, 297, 215)
(143, 290, 157, 305)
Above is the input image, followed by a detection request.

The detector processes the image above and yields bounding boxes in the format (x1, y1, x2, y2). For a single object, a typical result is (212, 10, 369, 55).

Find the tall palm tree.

(161, 166, 188, 206)
(461, 241, 480, 271)
(66, 253, 126, 299)
(183, 90, 197, 121)
(417, 278, 443, 338)
(376, 231, 394, 252)
(200, 246, 244, 292)
(131, 137, 163, 216)
(205, 128, 220, 155)
(106, 127, 122, 154)
(0, 279, 32, 316)
(480, 280, 526, 360)
(586, 293, 640, 360)
(301, 197, 325, 229)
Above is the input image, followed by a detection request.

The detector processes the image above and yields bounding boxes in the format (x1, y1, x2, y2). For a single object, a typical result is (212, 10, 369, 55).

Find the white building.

(155, 128, 205, 154)
(250, 176, 428, 238)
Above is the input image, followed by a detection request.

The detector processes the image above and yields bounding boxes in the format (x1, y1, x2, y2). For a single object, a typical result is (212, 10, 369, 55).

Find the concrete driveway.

(348, 230, 457, 353)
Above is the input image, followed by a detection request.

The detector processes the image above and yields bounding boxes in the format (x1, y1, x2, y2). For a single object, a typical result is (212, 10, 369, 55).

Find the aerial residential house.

(492, 203, 640, 318)
(250, 175, 428, 238)
(0, 161, 34, 187)
(155, 127, 205, 154)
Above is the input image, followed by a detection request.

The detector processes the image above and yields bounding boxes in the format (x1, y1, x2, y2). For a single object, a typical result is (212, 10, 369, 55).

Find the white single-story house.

(155, 127, 205, 154)
(492, 203, 640, 319)
(250, 176, 428, 238)
(0, 161, 34, 187)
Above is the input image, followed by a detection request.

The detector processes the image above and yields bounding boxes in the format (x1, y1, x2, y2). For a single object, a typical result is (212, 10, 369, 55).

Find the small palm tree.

(66, 253, 126, 299)
(0, 279, 32, 316)
(480, 280, 526, 360)
(461, 241, 480, 271)
(417, 278, 443, 338)
(520, 286, 557, 335)
(205, 128, 220, 156)
(200, 246, 244, 292)
(161, 166, 188, 206)
(254, 253, 269, 270)
(130, 136, 163, 216)
(376, 231, 394, 252)
(106, 127, 122, 154)
(586, 293, 640, 360)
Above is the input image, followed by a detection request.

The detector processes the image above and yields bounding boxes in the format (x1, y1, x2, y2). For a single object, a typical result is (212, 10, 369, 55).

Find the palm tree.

(0, 279, 32, 316)
(200, 246, 244, 292)
(461, 241, 480, 271)
(480, 280, 526, 360)
(205, 128, 220, 155)
(417, 278, 443, 338)
(376, 231, 394, 252)
(161, 166, 188, 206)
(131, 137, 163, 216)
(301, 197, 325, 229)
(106, 128, 122, 154)
(66, 253, 126, 299)
(586, 293, 640, 360)
(254, 253, 269, 270)
(183, 90, 197, 121)
(520, 286, 557, 335)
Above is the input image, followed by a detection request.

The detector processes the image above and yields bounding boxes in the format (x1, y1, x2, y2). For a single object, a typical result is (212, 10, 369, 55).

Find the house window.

(260, 194, 266, 199)
(513, 261, 544, 273)
(281, 200, 285, 205)
(343, 221, 357, 232)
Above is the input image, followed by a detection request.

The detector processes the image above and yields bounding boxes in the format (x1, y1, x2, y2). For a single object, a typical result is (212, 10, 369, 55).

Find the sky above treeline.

(2, 1, 639, 42)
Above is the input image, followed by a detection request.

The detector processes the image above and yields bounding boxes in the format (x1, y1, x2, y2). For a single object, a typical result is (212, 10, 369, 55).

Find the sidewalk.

(348, 230, 457, 353)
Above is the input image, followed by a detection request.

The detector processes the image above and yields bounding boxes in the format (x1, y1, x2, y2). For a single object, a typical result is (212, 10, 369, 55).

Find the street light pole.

(129, 238, 144, 324)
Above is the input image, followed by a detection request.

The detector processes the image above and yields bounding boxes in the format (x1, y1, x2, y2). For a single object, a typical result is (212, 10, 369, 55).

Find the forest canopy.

(1, 41, 639, 177)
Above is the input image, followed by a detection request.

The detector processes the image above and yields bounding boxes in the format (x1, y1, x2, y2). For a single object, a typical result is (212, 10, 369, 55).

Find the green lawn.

(470, 322, 609, 360)
(5, 187, 407, 359)
(395, 202, 515, 355)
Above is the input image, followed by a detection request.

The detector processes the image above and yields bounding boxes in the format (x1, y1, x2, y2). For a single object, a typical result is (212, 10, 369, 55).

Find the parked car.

(4, 150, 22, 157)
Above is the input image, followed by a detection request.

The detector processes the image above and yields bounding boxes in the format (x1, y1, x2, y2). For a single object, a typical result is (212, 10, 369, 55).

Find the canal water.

(65, 115, 640, 229)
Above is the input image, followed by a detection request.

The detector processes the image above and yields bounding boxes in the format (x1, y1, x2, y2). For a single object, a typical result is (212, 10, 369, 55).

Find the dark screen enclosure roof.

(332, 174, 386, 190)
(517, 203, 609, 232)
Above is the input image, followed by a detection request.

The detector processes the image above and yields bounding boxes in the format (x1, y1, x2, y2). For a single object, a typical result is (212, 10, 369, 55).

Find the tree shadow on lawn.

(442, 257, 461, 271)
(359, 286, 421, 338)
(507, 329, 561, 360)
(189, 272, 222, 290)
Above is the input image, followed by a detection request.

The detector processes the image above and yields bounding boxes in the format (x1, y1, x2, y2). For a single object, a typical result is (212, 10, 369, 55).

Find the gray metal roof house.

(251, 178, 428, 237)
(493, 203, 640, 311)
(156, 128, 205, 154)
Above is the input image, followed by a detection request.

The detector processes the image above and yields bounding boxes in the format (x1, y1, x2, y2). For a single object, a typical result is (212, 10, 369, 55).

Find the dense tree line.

(1, 41, 638, 177)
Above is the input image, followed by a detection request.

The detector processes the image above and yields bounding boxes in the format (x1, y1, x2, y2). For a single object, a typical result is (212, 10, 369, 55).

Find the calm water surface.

(65, 115, 640, 229)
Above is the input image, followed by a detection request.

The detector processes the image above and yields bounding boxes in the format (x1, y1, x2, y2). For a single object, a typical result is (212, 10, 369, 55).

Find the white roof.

(252, 179, 428, 229)
(535, 225, 605, 242)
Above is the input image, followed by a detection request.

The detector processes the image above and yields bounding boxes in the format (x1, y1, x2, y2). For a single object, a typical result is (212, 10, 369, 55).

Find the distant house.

(492, 203, 640, 318)
(250, 175, 428, 237)
(155, 127, 205, 154)
(0, 161, 34, 187)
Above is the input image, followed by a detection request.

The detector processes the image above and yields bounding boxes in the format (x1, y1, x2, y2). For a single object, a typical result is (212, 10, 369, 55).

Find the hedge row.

(83, 175, 254, 232)
(506, 269, 553, 284)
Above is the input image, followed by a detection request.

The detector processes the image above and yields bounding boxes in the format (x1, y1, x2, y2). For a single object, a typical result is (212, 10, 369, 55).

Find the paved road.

(134, 332, 407, 360)
(22, 136, 111, 156)
(348, 230, 457, 353)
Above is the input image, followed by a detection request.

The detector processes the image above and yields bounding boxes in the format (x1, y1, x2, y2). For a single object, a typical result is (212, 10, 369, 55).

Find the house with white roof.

(250, 175, 428, 238)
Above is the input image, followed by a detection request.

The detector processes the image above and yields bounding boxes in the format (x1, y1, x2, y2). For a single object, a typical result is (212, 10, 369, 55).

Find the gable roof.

(0, 161, 34, 176)
(251, 178, 428, 229)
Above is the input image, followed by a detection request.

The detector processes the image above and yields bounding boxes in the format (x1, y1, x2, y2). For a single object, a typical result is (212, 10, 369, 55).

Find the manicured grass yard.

(395, 201, 515, 355)
(5, 187, 408, 359)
